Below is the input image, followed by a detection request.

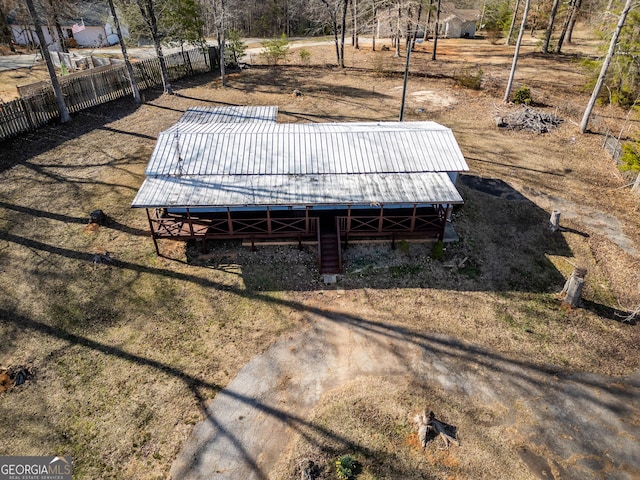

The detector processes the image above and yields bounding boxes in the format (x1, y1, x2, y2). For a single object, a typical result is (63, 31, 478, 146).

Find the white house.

(442, 10, 480, 38)
(8, 3, 126, 48)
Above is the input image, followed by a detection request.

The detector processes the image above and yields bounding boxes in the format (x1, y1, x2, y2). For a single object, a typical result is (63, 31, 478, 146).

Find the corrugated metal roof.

(131, 172, 464, 208)
(132, 110, 469, 210)
(145, 121, 469, 176)
(174, 105, 278, 125)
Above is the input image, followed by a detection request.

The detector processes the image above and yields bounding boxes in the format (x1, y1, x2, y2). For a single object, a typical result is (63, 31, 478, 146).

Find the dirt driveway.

(171, 294, 639, 480)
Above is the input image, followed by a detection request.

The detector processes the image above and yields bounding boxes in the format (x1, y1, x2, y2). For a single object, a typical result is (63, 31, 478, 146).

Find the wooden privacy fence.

(0, 46, 219, 142)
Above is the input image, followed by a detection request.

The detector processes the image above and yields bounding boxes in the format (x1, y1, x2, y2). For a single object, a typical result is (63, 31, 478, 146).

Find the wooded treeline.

(3, 0, 640, 146)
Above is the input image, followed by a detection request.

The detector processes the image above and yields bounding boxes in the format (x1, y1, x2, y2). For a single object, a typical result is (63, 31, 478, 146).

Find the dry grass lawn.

(1, 30, 639, 479)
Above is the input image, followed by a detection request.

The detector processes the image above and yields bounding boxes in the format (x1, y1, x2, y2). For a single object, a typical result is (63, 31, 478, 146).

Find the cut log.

(549, 210, 561, 232)
(562, 267, 586, 308)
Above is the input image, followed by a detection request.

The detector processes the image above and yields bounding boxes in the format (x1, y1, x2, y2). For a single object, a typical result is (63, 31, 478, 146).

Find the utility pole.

(399, 35, 413, 121)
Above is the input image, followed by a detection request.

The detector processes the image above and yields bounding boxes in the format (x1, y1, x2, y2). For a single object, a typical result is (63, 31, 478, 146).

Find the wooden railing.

(337, 213, 443, 235)
(150, 214, 318, 240)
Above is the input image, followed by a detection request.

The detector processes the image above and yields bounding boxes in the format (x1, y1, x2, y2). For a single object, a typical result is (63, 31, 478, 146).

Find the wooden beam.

(145, 209, 160, 256)
(227, 207, 233, 235)
(267, 207, 272, 234)
(378, 204, 384, 233)
(186, 208, 195, 237)
(410, 204, 417, 232)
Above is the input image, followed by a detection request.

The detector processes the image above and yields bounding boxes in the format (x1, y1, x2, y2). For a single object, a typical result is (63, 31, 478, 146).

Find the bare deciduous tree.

(504, 0, 530, 102)
(25, 0, 70, 122)
(580, 0, 635, 132)
(134, 0, 174, 94)
(107, 0, 141, 104)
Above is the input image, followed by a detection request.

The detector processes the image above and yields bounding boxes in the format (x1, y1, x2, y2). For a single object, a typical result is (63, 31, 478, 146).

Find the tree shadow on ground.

(1, 285, 637, 479)
(0, 88, 168, 173)
(179, 175, 573, 295)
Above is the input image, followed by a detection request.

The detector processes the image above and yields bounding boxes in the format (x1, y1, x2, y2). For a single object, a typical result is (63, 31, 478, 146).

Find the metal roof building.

(132, 106, 469, 272)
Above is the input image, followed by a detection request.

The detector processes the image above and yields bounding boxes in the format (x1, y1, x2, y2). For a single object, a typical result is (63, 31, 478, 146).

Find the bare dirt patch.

(0, 29, 639, 480)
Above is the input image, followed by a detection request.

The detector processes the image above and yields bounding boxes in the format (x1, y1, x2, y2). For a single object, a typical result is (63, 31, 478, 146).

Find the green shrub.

(260, 34, 290, 66)
(299, 48, 311, 65)
(398, 239, 410, 254)
(336, 454, 359, 480)
(455, 67, 483, 90)
(226, 29, 247, 66)
(621, 141, 640, 171)
(513, 85, 532, 105)
(431, 241, 444, 261)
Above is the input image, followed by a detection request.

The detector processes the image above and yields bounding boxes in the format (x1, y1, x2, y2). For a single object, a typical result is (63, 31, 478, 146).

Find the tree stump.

(89, 209, 106, 225)
(562, 267, 586, 308)
(549, 210, 561, 232)
(632, 173, 640, 195)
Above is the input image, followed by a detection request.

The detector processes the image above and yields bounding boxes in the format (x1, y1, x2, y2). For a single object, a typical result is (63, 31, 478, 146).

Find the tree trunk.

(554, 0, 575, 53)
(580, 0, 633, 133)
(411, 1, 423, 50)
(372, 4, 377, 51)
(566, 0, 582, 43)
(0, 4, 15, 52)
(48, 0, 68, 54)
(506, 0, 521, 46)
(220, 0, 227, 87)
(504, 0, 530, 102)
(542, 0, 560, 53)
(339, 0, 348, 67)
(25, 0, 70, 123)
(107, 0, 140, 104)
(352, 0, 359, 49)
(432, 0, 441, 60)
(395, 3, 401, 57)
(138, 0, 173, 94)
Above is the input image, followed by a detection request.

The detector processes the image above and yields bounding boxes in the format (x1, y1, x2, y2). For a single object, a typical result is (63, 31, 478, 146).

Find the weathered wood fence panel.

(0, 46, 217, 143)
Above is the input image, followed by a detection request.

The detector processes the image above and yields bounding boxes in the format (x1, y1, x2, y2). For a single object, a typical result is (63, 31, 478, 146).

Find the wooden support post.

(410, 204, 417, 232)
(305, 206, 309, 234)
(378, 204, 384, 233)
(227, 207, 233, 235)
(186, 208, 195, 237)
(267, 207, 272, 234)
(251, 236, 256, 252)
(347, 205, 352, 233)
(562, 267, 586, 308)
(145, 209, 160, 256)
(391, 233, 396, 250)
(438, 205, 446, 241)
(549, 210, 561, 232)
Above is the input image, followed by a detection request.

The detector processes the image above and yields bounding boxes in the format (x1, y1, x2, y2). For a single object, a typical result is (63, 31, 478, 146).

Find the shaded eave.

(131, 172, 464, 209)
